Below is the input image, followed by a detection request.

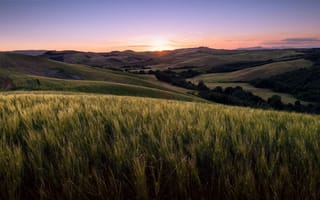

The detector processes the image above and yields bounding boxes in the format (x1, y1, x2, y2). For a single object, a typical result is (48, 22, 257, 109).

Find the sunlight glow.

(149, 38, 174, 51)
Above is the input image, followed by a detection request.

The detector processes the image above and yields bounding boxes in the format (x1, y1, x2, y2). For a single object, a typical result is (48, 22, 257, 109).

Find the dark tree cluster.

(206, 60, 273, 73)
(199, 86, 268, 108)
(154, 70, 207, 90)
(200, 86, 320, 114)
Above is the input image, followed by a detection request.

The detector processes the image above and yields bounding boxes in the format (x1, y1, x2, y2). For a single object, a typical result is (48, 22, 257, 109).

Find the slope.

(190, 59, 313, 82)
(0, 52, 200, 101)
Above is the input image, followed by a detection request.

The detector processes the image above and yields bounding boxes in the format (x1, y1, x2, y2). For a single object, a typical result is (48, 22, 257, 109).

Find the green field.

(0, 93, 319, 199)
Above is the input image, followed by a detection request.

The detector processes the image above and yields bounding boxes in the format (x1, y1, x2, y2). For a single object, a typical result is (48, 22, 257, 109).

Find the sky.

(1, 0, 320, 52)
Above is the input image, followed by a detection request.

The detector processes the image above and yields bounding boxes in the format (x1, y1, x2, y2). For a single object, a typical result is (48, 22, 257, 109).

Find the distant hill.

(42, 47, 303, 72)
(236, 46, 268, 50)
(10, 50, 48, 56)
(42, 50, 158, 69)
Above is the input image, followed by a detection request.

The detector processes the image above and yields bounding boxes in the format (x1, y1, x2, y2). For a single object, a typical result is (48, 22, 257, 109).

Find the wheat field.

(0, 93, 319, 199)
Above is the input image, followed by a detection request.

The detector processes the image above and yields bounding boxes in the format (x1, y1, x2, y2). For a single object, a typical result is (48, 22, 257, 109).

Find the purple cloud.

(263, 37, 320, 48)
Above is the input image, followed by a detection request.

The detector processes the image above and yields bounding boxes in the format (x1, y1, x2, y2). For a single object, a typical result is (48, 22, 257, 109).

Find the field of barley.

(0, 93, 320, 199)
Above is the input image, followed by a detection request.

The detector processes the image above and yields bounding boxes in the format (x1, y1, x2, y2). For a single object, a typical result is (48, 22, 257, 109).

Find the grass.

(0, 52, 201, 101)
(0, 52, 174, 90)
(0, 93, 320, 199)
(6, 76, 202, 102)
(190, 59, 313, 82)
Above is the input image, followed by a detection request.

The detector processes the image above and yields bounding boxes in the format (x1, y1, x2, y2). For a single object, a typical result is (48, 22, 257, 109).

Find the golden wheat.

(0, 93, 319, 199)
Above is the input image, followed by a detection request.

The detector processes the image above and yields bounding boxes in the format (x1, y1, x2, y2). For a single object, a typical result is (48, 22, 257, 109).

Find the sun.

(150, 38, 174, 51)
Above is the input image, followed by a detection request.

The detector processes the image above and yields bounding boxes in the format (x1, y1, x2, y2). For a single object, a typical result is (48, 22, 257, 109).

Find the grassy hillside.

(0, 93, 319, 199)
(0, 52, 163, 87)
(0, 52, 200, 101)
(5, 78, 200, 102)
(191, 59, 313, 82)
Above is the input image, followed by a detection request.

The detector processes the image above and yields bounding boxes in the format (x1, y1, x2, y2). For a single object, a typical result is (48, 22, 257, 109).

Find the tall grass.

(0, 93, 319, 199)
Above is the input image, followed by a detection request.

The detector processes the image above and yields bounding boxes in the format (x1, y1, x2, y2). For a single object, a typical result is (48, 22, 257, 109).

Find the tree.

(197, 80, 209, 91)
(268, 95, 284, 109)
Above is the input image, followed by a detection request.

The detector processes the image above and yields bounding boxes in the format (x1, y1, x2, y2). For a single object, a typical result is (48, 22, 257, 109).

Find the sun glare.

(150, 38, 174, 51)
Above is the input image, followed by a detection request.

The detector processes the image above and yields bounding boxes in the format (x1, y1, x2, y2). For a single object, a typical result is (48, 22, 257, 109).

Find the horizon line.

(2, 46, 320, 54)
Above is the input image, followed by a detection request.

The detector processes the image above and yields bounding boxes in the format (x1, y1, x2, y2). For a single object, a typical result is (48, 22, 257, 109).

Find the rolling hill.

(0, 52, 201, 101)
(2, 47, 320, 106)
(42, 48, 303, 72)
(182, 48, 318, 104)
(252, 64, 320, 102)
(189, 59, 313, 82)
(187, 59, 314, 104)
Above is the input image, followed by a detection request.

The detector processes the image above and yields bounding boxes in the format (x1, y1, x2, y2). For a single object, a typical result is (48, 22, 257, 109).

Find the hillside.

(250, 49, 320, 102)
(0, 52, 200, 101)
(252, 64, 320, 102)
(190, 59, 313, 82)
(3, 48, 320, 106)
(42, 50, 158, 69)
(187, 59, 314, 104)
(0, 93, 319, 199)
(183, 49, 318, 104)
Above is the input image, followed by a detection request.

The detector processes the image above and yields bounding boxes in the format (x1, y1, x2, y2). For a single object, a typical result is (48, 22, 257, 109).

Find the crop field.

(0, 93, 319, 199)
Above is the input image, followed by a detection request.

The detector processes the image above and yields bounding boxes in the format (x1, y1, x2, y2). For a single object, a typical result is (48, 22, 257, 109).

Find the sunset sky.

(1, 0, 320, 52)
